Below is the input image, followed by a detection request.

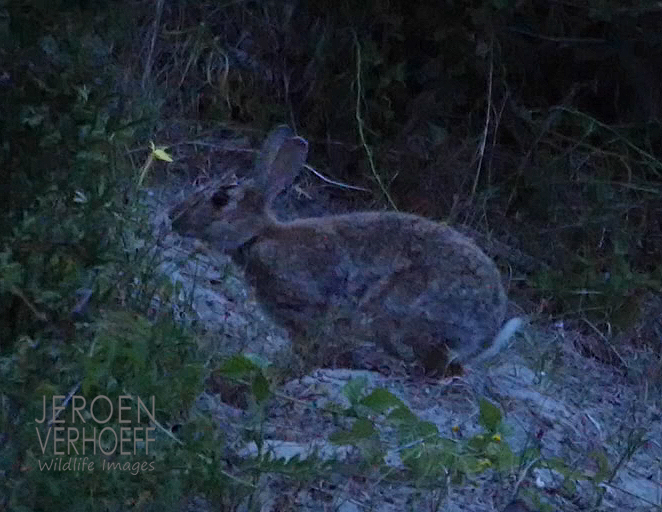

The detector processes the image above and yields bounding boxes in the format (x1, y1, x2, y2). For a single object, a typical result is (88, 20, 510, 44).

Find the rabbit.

(170, 125, 522, 373)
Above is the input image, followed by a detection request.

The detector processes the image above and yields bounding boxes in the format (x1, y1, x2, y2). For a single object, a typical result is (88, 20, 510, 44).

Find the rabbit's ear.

(265, 136, 309, 205)
(255, 125, 294, 182)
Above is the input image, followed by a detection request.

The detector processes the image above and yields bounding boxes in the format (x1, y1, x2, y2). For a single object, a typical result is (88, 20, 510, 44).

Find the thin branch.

(142, 0, 165, 90)
(472, 37, 494, 198)
(353, 34, 398, 210)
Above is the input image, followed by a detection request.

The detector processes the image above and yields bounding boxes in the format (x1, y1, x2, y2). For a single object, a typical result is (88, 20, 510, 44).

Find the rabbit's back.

(236, 211, 507, 366)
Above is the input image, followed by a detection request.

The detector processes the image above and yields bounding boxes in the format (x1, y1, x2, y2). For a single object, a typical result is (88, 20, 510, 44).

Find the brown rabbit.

(170, 126, 522, 373)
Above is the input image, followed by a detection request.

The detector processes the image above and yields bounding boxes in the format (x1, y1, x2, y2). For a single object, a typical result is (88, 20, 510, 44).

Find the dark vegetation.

(1, 0, 661, 509)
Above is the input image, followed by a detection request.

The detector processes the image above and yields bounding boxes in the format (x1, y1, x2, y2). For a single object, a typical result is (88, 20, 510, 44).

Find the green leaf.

(0, 252, 23, 291)
(360, 388, 405, 413)
(388, 405, 418, 423)
(330, 418, 376, 444)
(252, 373, 270, 403)
(411, 420, 439, 438)
(350, 418, 377, 438)
(342, 377, 368, 406)
(152, 148, 173, 162)
(589, 449, 610, 483)
(478, 398, 502, 432)
(219, 355, 260, 379)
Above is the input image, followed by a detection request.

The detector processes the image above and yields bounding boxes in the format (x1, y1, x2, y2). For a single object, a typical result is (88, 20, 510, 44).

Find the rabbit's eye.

(211, 188, 231, 207)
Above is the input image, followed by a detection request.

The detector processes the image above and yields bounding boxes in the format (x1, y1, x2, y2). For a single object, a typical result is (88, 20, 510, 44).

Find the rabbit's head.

(171, 126, 309, 251)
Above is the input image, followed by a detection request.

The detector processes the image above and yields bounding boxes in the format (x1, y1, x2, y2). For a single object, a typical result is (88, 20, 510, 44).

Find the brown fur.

(171, 126, 519, 372)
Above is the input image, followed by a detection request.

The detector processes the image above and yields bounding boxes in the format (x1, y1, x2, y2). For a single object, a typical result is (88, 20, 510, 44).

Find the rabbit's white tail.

(471, 317, 524, 365)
